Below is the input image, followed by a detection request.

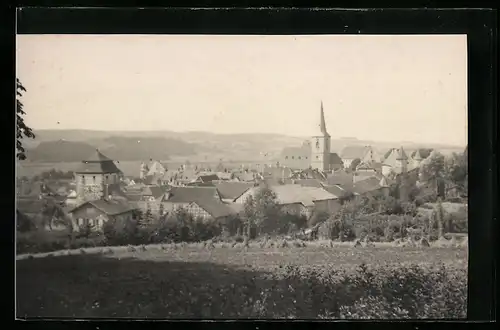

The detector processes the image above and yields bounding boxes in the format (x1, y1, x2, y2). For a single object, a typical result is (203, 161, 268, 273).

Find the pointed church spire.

(319, 101, 330, 137)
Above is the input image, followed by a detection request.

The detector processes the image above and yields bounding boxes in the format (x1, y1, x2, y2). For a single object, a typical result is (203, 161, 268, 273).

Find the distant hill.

(24, 136, 199, 162)
(21, 129, 465, 163)
(26, 140, 97, 162)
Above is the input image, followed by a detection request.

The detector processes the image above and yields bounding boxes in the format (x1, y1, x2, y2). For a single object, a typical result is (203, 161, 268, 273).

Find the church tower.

(75, 149, 122, 203)
(310, 101, 331, 172)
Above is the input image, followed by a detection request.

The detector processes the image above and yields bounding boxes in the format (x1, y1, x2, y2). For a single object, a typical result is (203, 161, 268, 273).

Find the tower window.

(285, 156, 288, 159)
(298, 156, 301, 160)
(92, 176, 96, 183)
(316, 156, 319, 159)
(291, 156, 295, 159)
(305, 157, 308, 159)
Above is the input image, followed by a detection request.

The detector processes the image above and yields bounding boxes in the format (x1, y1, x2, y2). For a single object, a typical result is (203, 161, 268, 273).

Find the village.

(16, 104, 468, 242)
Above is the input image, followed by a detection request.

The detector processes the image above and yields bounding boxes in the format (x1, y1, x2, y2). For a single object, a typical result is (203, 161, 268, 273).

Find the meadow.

(16, 243, 468, 319)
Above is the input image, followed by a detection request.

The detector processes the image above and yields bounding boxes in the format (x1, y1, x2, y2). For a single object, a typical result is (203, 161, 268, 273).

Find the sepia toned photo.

(16, 34, 468, 319)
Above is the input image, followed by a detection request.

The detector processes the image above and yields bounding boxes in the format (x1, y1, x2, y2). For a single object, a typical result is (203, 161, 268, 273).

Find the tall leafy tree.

(16, 79, 35, 160)
(419, 151, 446, 198)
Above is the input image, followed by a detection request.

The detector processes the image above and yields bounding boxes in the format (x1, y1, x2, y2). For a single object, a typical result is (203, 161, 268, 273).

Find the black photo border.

(2, 5, 497, 330)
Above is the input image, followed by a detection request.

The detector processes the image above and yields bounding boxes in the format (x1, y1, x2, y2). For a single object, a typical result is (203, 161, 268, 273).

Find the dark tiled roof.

(352, 177, 383, 195)
(192, 200, 235, 219)
(76, 160, 121, 174)
(326, 172, 354, 186)
(69, 199, 136, 216)
(161, 186, 220, 203)
(295, 179, 324, 188)
(75, 150, 121, 174)
(199, 174, 220, 183)
(124, 193, 143, 202)
(411, 148, 433, 160)
(84, 149, 113, 162)
(214, 182, 254, 200)
(329, 153, 343, 165)
(141, 186, 166, 198)
(341, 146, 369, 160)
(322, 185, 348, 198)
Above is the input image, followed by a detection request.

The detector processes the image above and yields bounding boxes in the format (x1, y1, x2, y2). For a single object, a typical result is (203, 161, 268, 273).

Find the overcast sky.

(16, 34, 467, 146)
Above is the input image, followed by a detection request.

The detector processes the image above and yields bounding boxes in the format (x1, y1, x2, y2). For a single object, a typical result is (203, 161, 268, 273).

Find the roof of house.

(214, 182, 254, 200)
(326, 171, 354, 187)
(141, 185, 166, 198)
(341, 146, 370, 160)
(75, 150, 121, 174)
(191, 200, 235, 219)
(329, 153, 343, 165)
(356, 161, 374, 170)
(66, 190, 77, 198)
(160, 186, 220, 203)
(262, 167, 293, 180)
(244, 185, 337, 207)
(124, 193, 143, 202)
(215, 172, 233, 180)
(352, 176, 384, 195)
(69, 199, 136, 216)
(291, 168, 327, 181)
(234, 172, 255, 182)
(410, 148, 433, 160)
(147, 161, 167, 176)
(321, 185, 347, 198)
(294, 179, 324, 188)
(199, 174, 220, 182)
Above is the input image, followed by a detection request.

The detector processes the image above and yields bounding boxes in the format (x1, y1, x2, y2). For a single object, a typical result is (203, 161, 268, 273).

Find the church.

(280, 102, 342, 172)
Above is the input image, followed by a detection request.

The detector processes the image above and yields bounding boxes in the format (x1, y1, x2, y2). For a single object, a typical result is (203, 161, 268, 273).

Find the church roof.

(75, 150, 121, 174)
(84, 149, 113, 162)
(396, 147, 408, 160)
(318, 101, 331, 137)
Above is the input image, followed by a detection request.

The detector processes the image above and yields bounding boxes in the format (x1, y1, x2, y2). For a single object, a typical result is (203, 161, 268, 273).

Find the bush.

(269, 262, 466, 319)
(17, 230, 69, 254)
(102, 217, 141, 246)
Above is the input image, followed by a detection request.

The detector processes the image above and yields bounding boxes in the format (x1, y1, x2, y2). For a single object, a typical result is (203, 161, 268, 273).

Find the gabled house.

(214, 182, 254, 203)
(340, 145, 380, 169)
(68, 199, 137, 232)
(235, 185, 341, 219)
(155, 186, 223, 217)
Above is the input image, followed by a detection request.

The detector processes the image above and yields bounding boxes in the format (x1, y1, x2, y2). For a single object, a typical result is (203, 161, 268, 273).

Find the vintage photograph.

(16, 34, 468, 319)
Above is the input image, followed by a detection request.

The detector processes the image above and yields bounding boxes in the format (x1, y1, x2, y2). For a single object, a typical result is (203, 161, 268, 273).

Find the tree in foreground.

(16, 79, 35, 160)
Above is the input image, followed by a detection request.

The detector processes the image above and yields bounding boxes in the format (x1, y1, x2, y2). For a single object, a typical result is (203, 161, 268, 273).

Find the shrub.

(102, 217, 140, 246)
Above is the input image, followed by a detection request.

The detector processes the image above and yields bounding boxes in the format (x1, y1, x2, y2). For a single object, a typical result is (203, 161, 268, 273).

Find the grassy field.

(16, 245, 467, 319)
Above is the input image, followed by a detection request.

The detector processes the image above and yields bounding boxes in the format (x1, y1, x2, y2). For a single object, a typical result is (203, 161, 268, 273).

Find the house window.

(298, 156, 301, 160)
(292, 156, 295, 159)
(285, 156, 288, 159)
(93, 176, 96, 183)
(305, 157, 308, 159)
(316, 156, 319, 159)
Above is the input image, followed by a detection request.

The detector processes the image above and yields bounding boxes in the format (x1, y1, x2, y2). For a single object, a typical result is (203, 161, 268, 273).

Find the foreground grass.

(16, 246, 467, 319)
